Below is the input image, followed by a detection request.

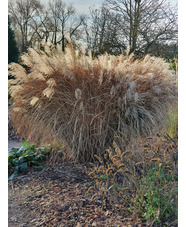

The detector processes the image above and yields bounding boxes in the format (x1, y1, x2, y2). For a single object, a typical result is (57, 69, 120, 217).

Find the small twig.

(164, 133, 177, 146)
(167, 219, 178, 227)
(11, 180, 15, 192)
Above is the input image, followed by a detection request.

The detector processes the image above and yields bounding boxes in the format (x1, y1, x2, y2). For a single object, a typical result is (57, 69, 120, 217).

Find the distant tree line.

(8, 17, 19, 64)
(8, 0, 177, 61)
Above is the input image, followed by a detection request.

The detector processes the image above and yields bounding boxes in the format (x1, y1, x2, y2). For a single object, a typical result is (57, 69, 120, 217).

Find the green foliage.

(170, 58, 178, 72)
(167, 106, 178, 139)
(8, 140, 50, 180)
(8, 18, 19, 65)
(164, 57, 178, 74)
(133, 165, 178, 225)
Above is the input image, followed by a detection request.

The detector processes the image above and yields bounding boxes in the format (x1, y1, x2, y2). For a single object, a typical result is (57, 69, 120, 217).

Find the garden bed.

(8, 163, 141, 227)
(8, 131, 178, 226)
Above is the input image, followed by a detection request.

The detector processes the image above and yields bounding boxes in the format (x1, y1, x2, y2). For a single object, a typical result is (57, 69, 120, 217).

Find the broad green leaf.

(8, 173, 17, 180)
(22, 140, 30, 149)
(19, 162, 28, 172)
(12, 159, 19, 165)
(9, 147, 19, 156)
(35, 154, 45, 160)
(8, 155, 14, 166)
(30, 160, 40, 166)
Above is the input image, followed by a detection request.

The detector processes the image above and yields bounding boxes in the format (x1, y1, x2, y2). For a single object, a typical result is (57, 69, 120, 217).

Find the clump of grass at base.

(86, 137, 178, 225)
(8, 40, 177, 162)
(167, 105, 178, 138)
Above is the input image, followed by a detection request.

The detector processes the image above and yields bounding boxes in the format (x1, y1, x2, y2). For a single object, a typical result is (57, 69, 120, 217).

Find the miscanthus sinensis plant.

(8, 41, 177, 162)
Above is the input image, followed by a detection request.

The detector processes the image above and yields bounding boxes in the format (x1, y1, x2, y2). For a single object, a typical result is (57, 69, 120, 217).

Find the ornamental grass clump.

(8, 41, 177, 162)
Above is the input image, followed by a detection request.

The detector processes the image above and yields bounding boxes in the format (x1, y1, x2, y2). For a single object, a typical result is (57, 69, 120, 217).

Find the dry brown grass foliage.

(8, 41, 177, 162)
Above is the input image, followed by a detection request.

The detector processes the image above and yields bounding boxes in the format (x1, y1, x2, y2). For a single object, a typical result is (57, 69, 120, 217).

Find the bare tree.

(9, 0, 85, 52)
(84, 5, 125, 56)
(138, 0, 178, 55)
(104, 0, 177, 55)
(48, 0, 85, 50)
(30, 6, 52, 45)
(9, 0, 177, 57)
(8, 0, 42, 53)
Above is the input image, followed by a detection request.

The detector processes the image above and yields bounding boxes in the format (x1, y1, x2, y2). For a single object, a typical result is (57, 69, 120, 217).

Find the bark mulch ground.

(8, 163, 142, 227)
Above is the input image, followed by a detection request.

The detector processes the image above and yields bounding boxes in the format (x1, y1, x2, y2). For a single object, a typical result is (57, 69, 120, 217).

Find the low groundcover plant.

(8, 140, 50, 179)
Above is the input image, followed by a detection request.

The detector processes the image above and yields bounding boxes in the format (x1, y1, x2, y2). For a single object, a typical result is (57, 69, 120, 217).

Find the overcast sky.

(64, 0, 102, 14)
(41, 0, 177, 14)
(40, 0, 102, 14)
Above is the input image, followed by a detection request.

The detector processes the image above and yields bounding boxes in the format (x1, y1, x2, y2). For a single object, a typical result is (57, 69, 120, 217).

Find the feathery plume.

(30, 72, 46, 81)
(30, 97, 39, 106)
(75, 88, 82, 100)
(46, 78, 57, 88)
(21, 53, 33, 67)
(8, 63, 27, 81)
(13, 107, 21, 112)
(10, 85, 23, 97)
(42, 87, 55, 99)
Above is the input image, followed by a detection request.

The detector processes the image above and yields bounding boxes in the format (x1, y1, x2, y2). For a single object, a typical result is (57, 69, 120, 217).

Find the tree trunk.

(129, 0, 132, 47)
(132, 0, 140, 52)
(62, 34, 65, 51)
